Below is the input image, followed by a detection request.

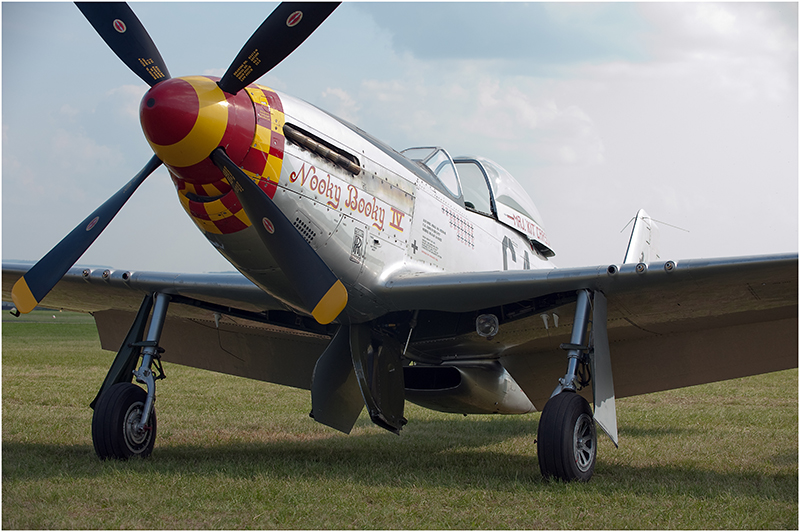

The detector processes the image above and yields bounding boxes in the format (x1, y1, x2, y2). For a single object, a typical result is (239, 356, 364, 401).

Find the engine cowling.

(139, 76, 288, 237)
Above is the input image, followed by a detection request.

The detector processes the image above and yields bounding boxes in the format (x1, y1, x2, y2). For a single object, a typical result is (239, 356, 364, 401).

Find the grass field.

(3, 311, 797, 529)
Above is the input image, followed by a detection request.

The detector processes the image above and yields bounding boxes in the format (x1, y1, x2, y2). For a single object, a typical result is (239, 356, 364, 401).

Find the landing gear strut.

(537, 290, 600, 481)
(91, 292, 170, 460)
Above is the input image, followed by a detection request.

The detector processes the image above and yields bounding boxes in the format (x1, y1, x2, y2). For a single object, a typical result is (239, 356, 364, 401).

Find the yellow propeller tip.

(11, 277, 38, 314)
(312, 280, 348, 325)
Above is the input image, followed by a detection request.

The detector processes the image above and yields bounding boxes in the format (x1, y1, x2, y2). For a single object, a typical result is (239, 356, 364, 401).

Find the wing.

(378, 253, 798, 408)
(2, 261, 287, 315)
(4, 254, 796, 405)
(2, 262, 330, 390)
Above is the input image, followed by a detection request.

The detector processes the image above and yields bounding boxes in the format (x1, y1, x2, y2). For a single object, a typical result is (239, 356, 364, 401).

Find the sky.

(3, 2, 797, 273)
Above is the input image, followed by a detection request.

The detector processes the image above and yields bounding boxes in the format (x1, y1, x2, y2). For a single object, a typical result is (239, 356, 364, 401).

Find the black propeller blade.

(76, 2, 170, 86)
(210, 148, 348, 324)
(218, 2, 339, 94)
(12, 156, 163, 314)
(14, 3, 170, 315)
(52, 2, 343, 322)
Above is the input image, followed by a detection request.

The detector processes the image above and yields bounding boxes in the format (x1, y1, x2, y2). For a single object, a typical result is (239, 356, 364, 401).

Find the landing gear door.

(591, 291, 619, 447)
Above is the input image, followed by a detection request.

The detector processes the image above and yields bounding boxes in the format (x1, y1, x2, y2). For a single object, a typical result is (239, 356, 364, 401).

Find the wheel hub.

(123, 402, 150, 449)
(573, 413, 596, 473)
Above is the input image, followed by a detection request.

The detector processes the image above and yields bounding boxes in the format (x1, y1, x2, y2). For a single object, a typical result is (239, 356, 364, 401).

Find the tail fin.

(623, 209, 660, 264)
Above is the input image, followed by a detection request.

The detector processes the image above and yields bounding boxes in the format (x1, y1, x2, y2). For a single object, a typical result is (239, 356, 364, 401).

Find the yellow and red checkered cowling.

(139, 76, 285, 235)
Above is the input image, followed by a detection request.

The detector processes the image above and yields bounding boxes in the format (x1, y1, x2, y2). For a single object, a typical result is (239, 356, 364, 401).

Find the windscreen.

(402, 147, 461, 198)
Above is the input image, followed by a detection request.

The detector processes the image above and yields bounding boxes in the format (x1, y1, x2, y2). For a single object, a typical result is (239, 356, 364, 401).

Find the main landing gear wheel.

(537, 391, 596, 481)
(92, 382, 157, 460)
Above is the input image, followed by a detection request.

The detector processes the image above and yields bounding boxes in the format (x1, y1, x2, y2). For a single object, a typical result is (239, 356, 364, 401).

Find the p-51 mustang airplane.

(3, 2, 797, 482)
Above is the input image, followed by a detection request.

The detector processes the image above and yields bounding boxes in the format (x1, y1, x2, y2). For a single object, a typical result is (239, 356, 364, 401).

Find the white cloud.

(2, 152, 46, 204)
(51, 129, 125, 174)
(692, 4, 739, 36)
(104, 84, 149, 120)
(203, 68, 226, 78)
(352, 66, 606, 170)
(59, 104, 80, 118)
(640, 3, 797, 103)
(320, 87, 361, 123)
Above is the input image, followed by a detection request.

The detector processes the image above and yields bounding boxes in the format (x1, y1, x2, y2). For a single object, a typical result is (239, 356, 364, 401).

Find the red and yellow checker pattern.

(240, 85, 286, 201)
(174, 84, 286, 235)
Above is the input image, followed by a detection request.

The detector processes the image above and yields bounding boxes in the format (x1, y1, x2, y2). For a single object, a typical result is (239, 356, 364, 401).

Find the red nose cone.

(138, 75, 256, 181)
(140, 78, 199, 147)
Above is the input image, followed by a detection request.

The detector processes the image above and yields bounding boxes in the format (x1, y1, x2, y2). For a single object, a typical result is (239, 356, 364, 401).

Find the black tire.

(92, 382, 156, 460)
(537, 391, 596, 481)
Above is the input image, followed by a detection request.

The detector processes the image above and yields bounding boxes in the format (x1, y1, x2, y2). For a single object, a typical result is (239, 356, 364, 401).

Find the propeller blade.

(210, 148, 347, 324)
(12, 156, 163, 314)
(76, 2, 170, 87)
(218, 2, 339, 94)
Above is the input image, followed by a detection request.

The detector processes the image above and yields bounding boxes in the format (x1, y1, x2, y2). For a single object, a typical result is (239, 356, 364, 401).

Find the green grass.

(3, 311, 797, 529)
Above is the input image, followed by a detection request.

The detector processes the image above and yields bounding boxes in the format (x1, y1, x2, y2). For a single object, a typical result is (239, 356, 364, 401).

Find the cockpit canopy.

(402, 147, 554, 258)
(401, 147, 461, 198)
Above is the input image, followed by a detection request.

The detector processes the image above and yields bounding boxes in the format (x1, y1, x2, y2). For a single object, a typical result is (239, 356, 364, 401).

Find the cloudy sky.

(3, 2, 797, 273)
